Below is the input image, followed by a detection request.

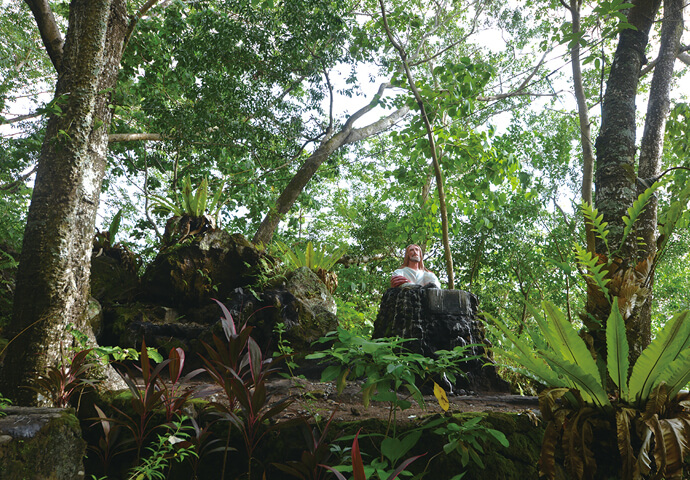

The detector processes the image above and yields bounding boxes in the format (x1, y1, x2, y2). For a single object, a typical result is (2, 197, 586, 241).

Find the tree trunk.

(378, 0, 455, 289)
(1, 0, 128, 405)
(634, 0, 684, 353)
(252, 87, 409, 246)
(589, 0, 662, 364)
(567, 0, 596, 253)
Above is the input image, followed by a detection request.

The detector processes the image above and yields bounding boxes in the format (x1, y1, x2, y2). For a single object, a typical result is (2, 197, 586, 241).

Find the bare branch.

(337, 252, 398, 267)
(641, 43, 690, 75)
(0, 165, 38, 192)
(24, 0, 64, 72)
(476, 91, 558, 102)
(0, 112, 43, 125)
(108, 132, 165, 142)
(323, 67, 334, 136)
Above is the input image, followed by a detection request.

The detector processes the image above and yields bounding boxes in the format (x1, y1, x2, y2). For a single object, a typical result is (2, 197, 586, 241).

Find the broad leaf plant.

(488, 182, 690, 480)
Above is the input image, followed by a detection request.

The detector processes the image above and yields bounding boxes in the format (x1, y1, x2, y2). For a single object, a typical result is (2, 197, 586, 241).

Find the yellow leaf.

(434, 381, 449, 411)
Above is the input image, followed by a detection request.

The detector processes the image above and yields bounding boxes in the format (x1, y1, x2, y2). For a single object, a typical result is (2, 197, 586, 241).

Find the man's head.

(402, 244, 424, 270)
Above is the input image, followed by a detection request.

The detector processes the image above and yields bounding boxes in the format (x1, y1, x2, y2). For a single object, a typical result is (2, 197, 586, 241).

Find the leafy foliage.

(150, 175, 224, 221)
(320, 429, 424, 480)
(434, 416, 509, 472)
(275, 241, 347, 272)
(28, 347, 99, 408)
(200, 299, 293, 478)
(307, 328, 476, 418)
(489, 299, 690, 479)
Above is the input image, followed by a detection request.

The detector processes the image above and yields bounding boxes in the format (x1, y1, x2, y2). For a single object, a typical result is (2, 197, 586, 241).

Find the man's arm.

(391, 275, 410, 288)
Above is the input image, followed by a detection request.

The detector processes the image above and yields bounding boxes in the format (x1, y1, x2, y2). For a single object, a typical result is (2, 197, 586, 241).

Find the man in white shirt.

(390, 244, 441, 289)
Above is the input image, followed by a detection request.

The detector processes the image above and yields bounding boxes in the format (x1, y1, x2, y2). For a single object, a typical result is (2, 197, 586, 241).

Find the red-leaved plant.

(321, 429, 424, 480)
(201, 298, 293, 479)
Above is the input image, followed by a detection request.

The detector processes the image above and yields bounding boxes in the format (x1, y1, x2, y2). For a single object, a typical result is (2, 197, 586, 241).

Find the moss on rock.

(0, 408, 86, 480)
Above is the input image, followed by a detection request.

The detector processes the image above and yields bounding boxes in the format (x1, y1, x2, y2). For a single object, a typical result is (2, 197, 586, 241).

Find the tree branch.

(640, 43, 690, 75)
(108, 132, 165, 142)
(0, 166, 38, 192)
(24, 0, 64, 73)
(337, 252, 398, 267)
(0, 112, 43, 126)
(122, 0, 162, 54)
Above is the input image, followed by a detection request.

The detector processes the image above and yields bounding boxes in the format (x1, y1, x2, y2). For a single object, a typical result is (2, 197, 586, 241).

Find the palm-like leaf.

(627, 311, 690, 405)
(654, 348, 690, 399)
(537, 350, 609, 408)
(541, 302, 600, 376)
(485, 314, 563, 387)
(606, 298, 629, 400)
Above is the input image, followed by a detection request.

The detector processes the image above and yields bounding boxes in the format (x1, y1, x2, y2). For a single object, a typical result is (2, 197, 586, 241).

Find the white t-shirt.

(392, 266, 441, 288)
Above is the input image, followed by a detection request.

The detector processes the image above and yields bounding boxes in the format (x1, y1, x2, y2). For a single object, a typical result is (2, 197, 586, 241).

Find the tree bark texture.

(252, 88, 409, 246)
(567, 0, 596, 253)
(1, 0, 128, 405)
(634, 0, 684, 353)
(594, 31, 650, 256)
(589, 0, 662, 365)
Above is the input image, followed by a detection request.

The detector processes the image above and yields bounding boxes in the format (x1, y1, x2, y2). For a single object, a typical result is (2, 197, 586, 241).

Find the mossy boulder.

(90, 244, 140, 305)
(141, 230, 266, 308)
(0, 407, 86, 480)
(220, 266, 338, 353)
(98, 267, 337, 360)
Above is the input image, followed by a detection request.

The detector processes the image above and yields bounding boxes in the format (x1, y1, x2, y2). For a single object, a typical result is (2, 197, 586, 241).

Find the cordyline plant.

(28, 347, 99, 408)
(200, 298, 293, 479)
(488, 184, 690, 480)
(320, 429, 424, 480)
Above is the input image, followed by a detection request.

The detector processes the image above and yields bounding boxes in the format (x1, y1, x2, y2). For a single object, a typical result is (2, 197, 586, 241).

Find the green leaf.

(628, 311, 690, 405)
(108, 209, 123, 244)
(655, 347, 690, 398)
(618, 183, 659, 252)
(485, 313, 563, 387)
(581, 203, 610, 254)
(606, 298, 629, 400)
(540, 302, 600, 380)
(537, 350, 610, 408)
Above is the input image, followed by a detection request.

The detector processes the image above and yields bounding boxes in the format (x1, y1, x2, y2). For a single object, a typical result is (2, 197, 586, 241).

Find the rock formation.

(92, 231, 337, 361)
(373, 285, 509, 393)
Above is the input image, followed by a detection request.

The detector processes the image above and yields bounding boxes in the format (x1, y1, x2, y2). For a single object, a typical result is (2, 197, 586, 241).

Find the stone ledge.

(0, 407, 85, 480)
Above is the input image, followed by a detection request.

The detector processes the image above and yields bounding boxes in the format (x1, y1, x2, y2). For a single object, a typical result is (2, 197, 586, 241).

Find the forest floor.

(193, 376, 541, 425)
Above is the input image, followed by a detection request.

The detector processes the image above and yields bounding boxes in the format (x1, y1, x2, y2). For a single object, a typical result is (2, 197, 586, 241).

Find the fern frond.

(581, 203, 610, 254)
(484, 314, 563, 388)
(574, 244, 611, 302)
(658, 182, 690, 256)
(618, 183, 659, 252)
(627, 311, 690, 405)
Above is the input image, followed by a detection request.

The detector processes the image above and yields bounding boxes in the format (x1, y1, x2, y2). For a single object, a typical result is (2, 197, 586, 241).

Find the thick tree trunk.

(589, 0, 662, 364)
(635, 0, 684, 352)
(1, 0, 128, 405)
(252, 87, 409, 246)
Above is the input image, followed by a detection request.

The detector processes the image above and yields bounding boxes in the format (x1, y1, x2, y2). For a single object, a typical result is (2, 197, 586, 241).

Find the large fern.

(626, 311, 690, 405)
(581, 203, 610, 254)
(617, 183, 659, 253)
(605, 299, 629, 401)
(574, 244, 611, 302)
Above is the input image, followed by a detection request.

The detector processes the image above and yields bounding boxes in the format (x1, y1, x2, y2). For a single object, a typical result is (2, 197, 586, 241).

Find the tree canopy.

(1, 0, 690, 403)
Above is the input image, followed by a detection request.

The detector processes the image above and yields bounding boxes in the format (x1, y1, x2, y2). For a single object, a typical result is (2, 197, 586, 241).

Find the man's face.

(407, 245, 422, 262)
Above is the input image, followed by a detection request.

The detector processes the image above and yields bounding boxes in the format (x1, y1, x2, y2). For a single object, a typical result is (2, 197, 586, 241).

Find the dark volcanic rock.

(100, 266, 337, 361)
(140, 230, 265, 307)
(373, 285, 509, 393)
(0, 407, 86, 479)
